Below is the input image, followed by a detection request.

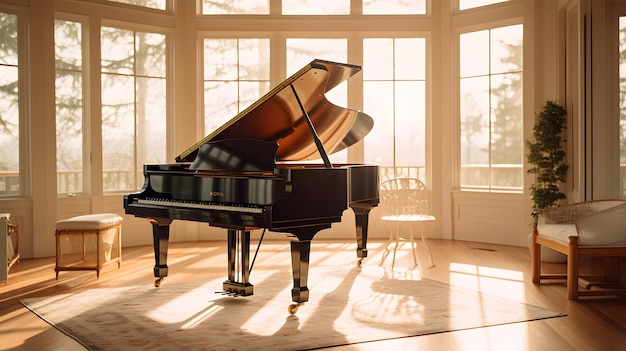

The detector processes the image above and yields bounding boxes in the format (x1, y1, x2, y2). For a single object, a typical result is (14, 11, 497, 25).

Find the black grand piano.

(124, 59, 379, 314)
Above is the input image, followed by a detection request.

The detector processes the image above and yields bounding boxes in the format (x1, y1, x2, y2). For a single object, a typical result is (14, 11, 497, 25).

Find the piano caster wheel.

(154, 278, 164, 287)
(288, 303, 304, 314)
(357, 258, 363, 267)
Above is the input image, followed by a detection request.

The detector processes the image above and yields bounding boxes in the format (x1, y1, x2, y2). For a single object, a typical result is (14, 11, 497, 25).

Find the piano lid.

(176, 59, 374, 163)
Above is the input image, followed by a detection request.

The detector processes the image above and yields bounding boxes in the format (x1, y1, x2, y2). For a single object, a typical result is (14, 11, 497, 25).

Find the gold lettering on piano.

(210, 191, 225, 197)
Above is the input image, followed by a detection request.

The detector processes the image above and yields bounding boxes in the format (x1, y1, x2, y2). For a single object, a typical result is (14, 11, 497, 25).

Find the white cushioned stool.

(55, 213, 123, 279)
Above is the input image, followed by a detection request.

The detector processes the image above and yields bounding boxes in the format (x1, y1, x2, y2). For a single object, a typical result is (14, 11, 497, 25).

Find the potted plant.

(526, 100, 568, 262)
(526, 100, 568, 217)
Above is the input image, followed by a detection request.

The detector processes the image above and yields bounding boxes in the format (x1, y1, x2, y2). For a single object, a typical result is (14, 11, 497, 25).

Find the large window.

(101, 26, 167, 193)
(0, 12, 19, 196)
(55, 19, 84, 195)
(459, 24, 523, 191)
(363, 38, 427, 181)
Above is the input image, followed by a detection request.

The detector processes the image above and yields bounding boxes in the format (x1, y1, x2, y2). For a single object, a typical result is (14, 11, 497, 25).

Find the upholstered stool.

(55, 213, 122, 279)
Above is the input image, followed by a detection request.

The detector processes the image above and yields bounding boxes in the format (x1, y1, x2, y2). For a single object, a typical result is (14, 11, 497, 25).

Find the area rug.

(21, 265, 563, 351)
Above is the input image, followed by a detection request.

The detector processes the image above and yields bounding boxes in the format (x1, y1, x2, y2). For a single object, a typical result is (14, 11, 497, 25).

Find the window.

(282, 0, 350, 15)
(362, 0, 426, 15)
(363, 38, 427, 181)
(0, 12, 19, 196)
(101, 27, 167, 193)
(203, 38, 270, 134)
(202, 0, 269, 15)
(459, 0, 510, 11)
(459, 24, 523, 191)
(107, 0, 167, 10)
(55, 19, 85, 195)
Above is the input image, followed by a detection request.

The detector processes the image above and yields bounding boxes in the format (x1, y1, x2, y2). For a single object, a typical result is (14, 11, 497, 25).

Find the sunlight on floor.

(146, 280, 224, 324)
(449, 262, 527, 301)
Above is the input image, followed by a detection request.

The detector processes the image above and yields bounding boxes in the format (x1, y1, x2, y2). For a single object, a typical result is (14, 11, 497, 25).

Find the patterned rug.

(21, 265, 563, 351)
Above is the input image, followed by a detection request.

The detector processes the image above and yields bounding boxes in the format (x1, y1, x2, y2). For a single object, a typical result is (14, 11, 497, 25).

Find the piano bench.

(54, 213, 123, 279)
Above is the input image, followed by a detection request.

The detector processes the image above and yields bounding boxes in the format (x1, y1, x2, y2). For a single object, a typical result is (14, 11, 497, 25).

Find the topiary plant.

(526, 100, 568, 218)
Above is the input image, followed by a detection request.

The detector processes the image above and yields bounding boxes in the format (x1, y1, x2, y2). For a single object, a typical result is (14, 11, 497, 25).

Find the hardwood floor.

(1, 238, 625, 351)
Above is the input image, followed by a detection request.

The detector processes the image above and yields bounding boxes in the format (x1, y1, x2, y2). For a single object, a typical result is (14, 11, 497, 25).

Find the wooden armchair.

(531, 200, 626, 299)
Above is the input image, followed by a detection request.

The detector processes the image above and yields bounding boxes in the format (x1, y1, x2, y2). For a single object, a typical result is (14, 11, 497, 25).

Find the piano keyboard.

(137, 198, 265, 214)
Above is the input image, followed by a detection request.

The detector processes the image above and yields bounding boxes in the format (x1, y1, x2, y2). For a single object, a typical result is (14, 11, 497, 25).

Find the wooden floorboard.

(1, 239, 625, 351)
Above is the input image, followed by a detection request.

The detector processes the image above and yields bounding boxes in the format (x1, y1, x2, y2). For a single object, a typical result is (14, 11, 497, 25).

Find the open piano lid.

(176, 59, 374, 163)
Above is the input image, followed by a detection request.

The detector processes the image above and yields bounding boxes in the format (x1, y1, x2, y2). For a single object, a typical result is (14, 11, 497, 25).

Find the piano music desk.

(54, 213, 123, 279)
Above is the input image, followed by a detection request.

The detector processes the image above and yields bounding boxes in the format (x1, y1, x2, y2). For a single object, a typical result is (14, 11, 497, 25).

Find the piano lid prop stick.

(289, 83, 333, 168)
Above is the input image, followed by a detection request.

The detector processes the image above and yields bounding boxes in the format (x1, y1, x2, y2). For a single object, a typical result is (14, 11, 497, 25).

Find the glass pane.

(459, 0, 509, 11)
(55, 20, 82, 69)
(363, 0, 426, 15)
(56, 72, 83, 194)
(490, 73, 522, 188)
(202, 0, 269, 15)
(364, 81, 394, 166)
(136, 32, 166, 77)
(204, 81, 238, 133)
(490, 24, 523, 74)
(137, 76, 166, 165)
(55, 20, 84, 194)
(363, 39, 394, 80)
(0, 12, 19, 195)
(0, 13, 18, 65)
(395, 38, 426, 80)
(460, 76, 490, 187)
(282, 0, 350, 15)
(618, 17, 626, 199)
(460, 30, 489, 78)
(107, 0, 166, 10)
(395, 81, 425, 167)
(238, 39, 270, 80)
(204, 39, 239, 80)
(101, 27, 135, 75)
(102, 74, 135, 191)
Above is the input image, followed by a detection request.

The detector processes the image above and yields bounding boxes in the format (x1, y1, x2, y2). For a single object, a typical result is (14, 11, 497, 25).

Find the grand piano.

(124, 59, 379, 314)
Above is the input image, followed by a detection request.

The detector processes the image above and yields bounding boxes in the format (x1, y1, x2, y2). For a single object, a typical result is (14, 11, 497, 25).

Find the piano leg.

(289, 240, 310, 314)
(222, 229, 254, 296)
(148, 218, 173, 287)
(351, 204, 373, 262)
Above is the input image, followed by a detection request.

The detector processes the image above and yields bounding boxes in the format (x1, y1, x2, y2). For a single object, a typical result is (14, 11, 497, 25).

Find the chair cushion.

(55, 213, 123, 231)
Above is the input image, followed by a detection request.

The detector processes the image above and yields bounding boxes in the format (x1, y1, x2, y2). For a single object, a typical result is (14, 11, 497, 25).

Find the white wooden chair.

(531, 200, 626, 299)
(379, 178, 435, 269)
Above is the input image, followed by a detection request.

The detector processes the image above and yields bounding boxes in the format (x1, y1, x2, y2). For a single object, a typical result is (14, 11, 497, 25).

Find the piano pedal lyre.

(218, 281, 254, 297)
